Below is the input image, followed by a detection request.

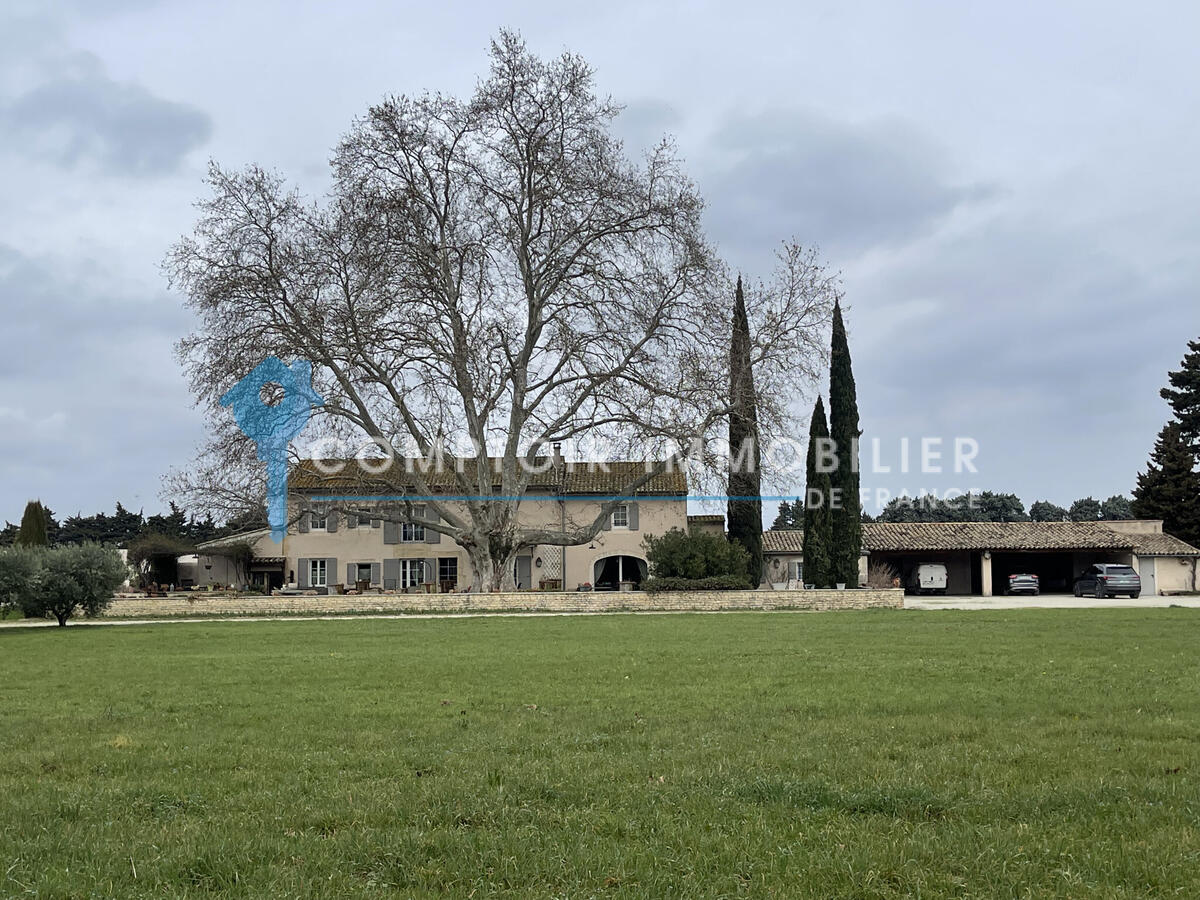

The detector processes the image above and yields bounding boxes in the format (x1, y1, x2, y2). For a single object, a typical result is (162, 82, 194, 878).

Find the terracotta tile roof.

(195, 528, 272, 551)
(288, 457, 687, 496)
(763, 522, 1200, 554)
(862, 521, 1139, 552)
(763, 529, 805, 553)
(687, 515, 725, 523)
(1129, 532, 1200, 557)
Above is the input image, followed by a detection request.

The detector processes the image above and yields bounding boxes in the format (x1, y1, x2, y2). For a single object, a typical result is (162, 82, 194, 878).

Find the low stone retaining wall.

(101, 588, 902, 618)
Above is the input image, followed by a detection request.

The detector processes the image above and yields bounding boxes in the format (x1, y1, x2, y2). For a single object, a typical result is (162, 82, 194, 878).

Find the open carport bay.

(989, 551, 1129, 594)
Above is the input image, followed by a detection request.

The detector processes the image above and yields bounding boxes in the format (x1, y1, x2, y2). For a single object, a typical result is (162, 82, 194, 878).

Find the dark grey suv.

(1073, 563, 1141, 599)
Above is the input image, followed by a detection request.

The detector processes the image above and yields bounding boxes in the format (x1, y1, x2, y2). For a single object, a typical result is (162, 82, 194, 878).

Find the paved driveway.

(905, 593, 1200, 610)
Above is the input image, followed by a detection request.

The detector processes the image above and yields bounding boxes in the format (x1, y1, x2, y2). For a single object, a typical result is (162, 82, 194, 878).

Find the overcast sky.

(2, 0, 1198, 524)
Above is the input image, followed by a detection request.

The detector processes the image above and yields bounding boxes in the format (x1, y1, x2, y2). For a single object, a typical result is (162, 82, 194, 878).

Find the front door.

(1140, 560, 1156, 596)
(514, 556, 532, 589)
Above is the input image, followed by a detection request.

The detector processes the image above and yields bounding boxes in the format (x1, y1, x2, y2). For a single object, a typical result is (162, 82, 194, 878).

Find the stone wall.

(101, 588, 903, 618)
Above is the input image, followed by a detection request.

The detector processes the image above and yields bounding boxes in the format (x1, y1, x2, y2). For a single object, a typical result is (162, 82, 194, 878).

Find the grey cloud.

(0, 243, 203, 518)
(613, 99, 683, 158)
(850, 212, 1200, 510)
(699, 110, 992, 266)
(0, 54, 211, 176)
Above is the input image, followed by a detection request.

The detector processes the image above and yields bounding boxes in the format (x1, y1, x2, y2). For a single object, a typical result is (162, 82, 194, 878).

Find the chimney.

(552, 442, 563, 468)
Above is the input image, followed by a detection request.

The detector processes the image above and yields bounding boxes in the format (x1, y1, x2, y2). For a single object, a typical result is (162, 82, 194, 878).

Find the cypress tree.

(828, 299, 862, 586)
(15, 500, 49, 548)
(1132, 422, 1200, 547)
(1161, 338, 1200, 456)
(802, 398, 834, 588)
(727, 276, 763, 586)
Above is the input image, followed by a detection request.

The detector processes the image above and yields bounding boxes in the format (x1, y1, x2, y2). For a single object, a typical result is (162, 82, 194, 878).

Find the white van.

(909, 563, 948, 595)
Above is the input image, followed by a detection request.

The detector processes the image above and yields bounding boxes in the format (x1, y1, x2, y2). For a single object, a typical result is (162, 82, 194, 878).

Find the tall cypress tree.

(727, 276, 763, 586)
(802, 398, 834, 588)
(1132, 422, 1200, 547)
(1161, 338, 1200, 456)
(828, 299, 862, 586)
(15, 500, 49, 548)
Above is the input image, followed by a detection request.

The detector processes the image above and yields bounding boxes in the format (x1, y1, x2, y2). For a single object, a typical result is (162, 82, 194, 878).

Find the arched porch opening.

(592, 555, 648, 590)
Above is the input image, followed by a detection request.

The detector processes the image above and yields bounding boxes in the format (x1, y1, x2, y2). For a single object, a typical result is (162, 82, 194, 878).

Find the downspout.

(555, 442, 567, 589)
(560, 496, 567, 588)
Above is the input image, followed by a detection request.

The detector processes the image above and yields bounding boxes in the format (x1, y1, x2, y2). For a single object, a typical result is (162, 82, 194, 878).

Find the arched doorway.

(592, 555, 648, 590)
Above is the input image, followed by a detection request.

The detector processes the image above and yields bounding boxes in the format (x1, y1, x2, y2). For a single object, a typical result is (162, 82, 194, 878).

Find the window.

(611, 504, 629, 528)
(438, 557, 458, 584)
(793, 562, 804, 581)
(356, 563, 373, 583)
(400, 559, 424, 588)
(310, 506, 327, 530)
(401, 504, 426, 542)
(309, 559, 327, 587)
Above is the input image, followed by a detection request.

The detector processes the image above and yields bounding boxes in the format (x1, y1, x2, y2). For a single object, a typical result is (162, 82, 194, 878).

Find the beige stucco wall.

(1104, 520, 1164, 535)
(1137, 555, 1198, 594)
(189, 530, 283, 588)
(764, 552, 869, 590)
(284, 495, 688, 589)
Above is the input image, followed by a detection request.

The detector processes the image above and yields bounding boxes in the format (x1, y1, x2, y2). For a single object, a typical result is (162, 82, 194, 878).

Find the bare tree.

(166, 32, 838, 590)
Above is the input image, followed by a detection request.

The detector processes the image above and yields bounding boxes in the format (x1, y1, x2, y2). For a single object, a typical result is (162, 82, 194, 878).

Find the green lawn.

(2, 611, 1199, 898)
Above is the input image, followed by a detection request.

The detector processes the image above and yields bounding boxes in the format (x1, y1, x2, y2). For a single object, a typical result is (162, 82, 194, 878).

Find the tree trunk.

(56, 612, 68, 627)
(466, 541, 522, 592)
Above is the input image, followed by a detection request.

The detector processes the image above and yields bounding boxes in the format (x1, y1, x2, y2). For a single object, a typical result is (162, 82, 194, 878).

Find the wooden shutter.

(425, 507, 440, 544)
(628, 502, 639, 531)
(383, 522, 399, 544)
(298, 512, 310, 533)
(327, 558, 337, 588)
(327, 512, 338, 533)
(382, 558, 399, 590)
(347, 514, 358, 528)
(346, 563, 355, 585)
(370, 562, 381, 586)
(298, 558, 310, 588)
(371, 518, 381, 529)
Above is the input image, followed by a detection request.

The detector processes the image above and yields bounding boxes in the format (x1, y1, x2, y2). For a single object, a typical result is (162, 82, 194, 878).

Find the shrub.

(866, 559, 900, 589)
(642, 575, 754, 593)
(19, 544, 127, 626)
(0, 547, 40, 615)
(644, 529, 753, 587)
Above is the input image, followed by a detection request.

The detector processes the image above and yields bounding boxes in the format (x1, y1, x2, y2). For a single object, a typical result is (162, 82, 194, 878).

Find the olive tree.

(167, 32, 837, 590)
(19, 544, 126, 627)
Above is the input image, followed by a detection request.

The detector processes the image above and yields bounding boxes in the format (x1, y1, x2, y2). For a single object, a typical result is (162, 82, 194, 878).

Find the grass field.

(2, 610, 1199, 898)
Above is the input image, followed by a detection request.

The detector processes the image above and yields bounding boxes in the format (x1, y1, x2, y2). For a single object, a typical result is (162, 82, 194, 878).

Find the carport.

(864, 522, 1138, 596)
(763, 520, 1198, 596)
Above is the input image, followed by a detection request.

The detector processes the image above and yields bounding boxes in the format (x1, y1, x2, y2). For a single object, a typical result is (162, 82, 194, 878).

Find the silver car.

(1073, 563, 1141, 599)
(1005, 573, 1040, 596)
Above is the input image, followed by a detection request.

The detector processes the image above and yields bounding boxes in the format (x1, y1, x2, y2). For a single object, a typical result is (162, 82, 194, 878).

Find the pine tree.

(770, 499, 803, 530)
(1029, 500, 1069, 522)
(802, 399, 834, 588)
(727, 276, 763, 586)
(1161, 338, 1200, 455)
(15, 500, 49, 548)
(1100, 494, 1134, 520)
(828, 299, 862, 586)
(1132, 422, 1200, 546)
